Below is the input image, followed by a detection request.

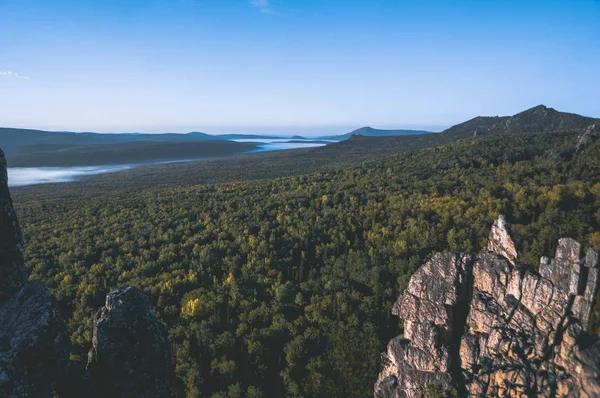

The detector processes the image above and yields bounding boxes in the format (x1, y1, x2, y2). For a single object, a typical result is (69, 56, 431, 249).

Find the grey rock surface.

(87, 286, 172, 398)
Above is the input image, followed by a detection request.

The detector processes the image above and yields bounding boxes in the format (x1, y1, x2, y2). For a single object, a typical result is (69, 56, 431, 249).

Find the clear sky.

(1, 0, 599, 135)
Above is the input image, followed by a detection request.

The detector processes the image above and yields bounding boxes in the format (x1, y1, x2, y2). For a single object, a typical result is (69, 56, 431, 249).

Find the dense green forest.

(13, 130, 600, 397)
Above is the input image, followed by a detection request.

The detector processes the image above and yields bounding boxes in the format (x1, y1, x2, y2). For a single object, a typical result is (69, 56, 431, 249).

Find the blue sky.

(1, 0, 599, 135)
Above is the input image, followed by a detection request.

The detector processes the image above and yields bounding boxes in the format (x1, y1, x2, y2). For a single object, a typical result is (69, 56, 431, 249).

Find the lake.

(7, 139, 334, 187)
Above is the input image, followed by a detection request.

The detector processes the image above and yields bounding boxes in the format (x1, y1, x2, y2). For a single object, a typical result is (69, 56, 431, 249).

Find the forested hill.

(441, 104, 598, 138)
(13, 127, 600, 397)
(317, 126, 433, 140)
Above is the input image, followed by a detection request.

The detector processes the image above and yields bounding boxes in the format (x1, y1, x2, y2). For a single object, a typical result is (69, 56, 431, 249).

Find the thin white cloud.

(251, 0, 274, 14)
(0, 71, 29, 79)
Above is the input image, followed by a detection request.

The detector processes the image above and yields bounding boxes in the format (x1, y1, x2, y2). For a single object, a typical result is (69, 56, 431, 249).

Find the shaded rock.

(376, 252, 471, 397)
(0, 282, 71, 397)
(87, 286, 171, 398)
(0, 149, 28, 304)
(573, 249, 600, 329)
(0, 148, 71, 397)
(539, 238, 582, 293)
(487, 215, 517, 264)
(586, 247, 599, 269)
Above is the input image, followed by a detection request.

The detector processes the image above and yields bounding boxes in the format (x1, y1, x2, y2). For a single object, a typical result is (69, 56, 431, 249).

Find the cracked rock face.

(0, 149, 72, 397)
(376, 215, 600, 398)
(377, 252, 472, 398)
(87, 286, 171, 398)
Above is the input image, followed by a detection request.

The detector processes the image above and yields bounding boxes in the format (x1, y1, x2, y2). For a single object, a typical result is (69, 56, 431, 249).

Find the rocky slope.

(0, 148, 171, 397)
(376, 216, 600, 397)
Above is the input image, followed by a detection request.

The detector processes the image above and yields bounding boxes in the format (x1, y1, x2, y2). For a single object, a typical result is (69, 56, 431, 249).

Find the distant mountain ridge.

(1, 105, 597, 161)
(0, 128, 222, 152)
(312, 105, 599, 160)
(442, 105, 598, 138)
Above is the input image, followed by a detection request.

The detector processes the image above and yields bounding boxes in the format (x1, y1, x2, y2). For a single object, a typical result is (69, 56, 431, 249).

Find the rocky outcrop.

(87, 286, 171, 398)
(0, 149, 72, 397)
(0, 148, 172, 397)
(576, 124, 600, 154)
(376, 216, 600, 397)
(487, 215, 517, 265)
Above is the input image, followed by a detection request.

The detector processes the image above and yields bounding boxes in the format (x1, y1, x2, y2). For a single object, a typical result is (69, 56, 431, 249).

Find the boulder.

(87, 286, 171, 398)
(0, 282, 71, 397)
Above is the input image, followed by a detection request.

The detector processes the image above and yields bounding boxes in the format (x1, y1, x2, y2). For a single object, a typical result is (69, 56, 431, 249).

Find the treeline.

(15, 130, 600, 397)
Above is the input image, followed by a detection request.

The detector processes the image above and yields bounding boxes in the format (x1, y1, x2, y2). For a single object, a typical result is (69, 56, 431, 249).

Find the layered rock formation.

(0, 148, 172, 397)
(376, 216, 600, 397)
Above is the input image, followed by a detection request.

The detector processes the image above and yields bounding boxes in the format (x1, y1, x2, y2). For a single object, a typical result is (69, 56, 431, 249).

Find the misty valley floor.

(7, 140, 330, 187)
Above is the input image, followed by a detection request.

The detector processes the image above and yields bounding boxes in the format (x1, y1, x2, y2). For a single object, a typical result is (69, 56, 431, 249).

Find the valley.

(5, 107, 600, 397)
(3, 1, 600, 396)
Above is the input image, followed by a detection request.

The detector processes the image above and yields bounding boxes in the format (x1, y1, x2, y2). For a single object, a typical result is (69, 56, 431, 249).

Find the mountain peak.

(350, 126, 375, 134)
(516, 104, 554, 115)
(530, 104, 550, 111)
(442, 105, 597, 138)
